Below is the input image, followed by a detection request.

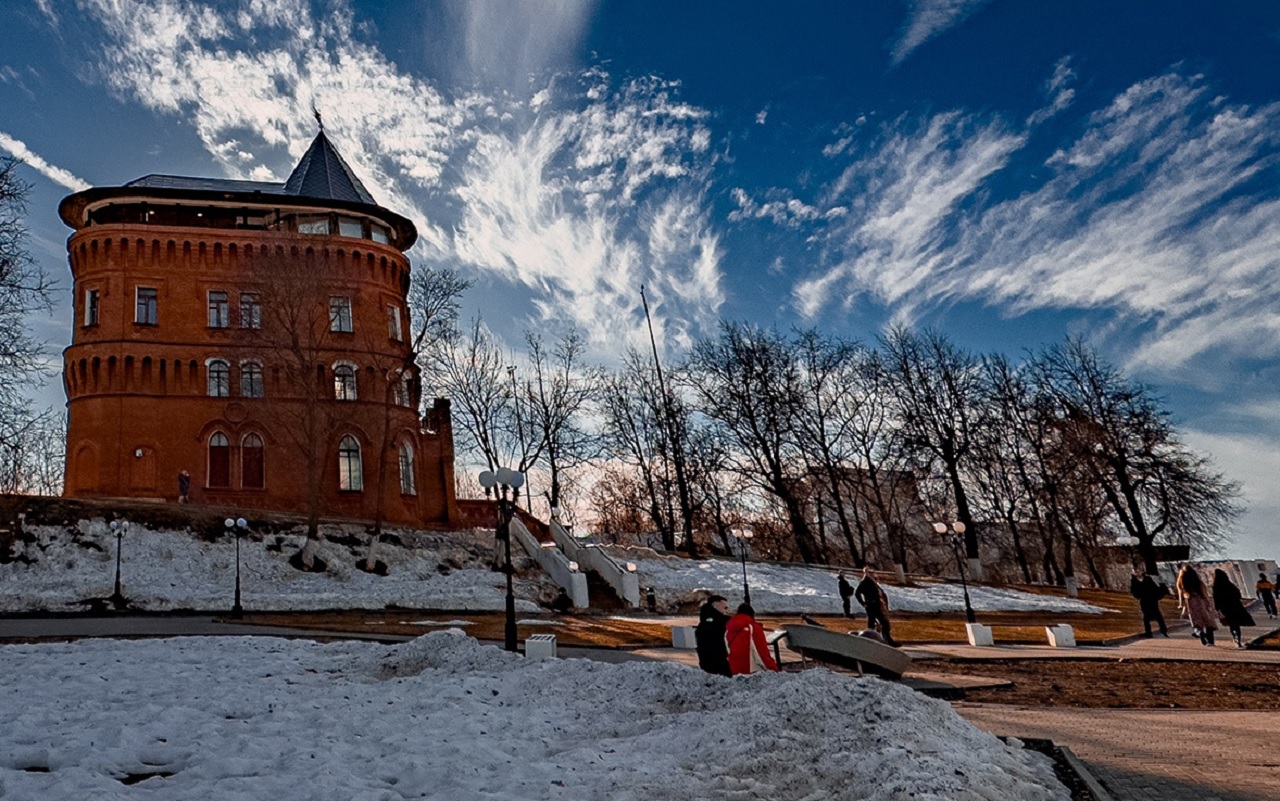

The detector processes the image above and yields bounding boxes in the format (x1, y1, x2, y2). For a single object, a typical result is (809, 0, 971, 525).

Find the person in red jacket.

(726, 603, 779, 675)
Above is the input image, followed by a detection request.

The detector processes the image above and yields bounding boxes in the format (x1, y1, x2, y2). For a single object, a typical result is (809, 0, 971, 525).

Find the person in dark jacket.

(694, 594, 732, 676)
(1255, 573, 1277, 619)
(837, 572, 855, 618)
(549, 587, 573, 614)
(855, 567, 897, 646)
(1129, 567, 1169, 637)
(1212, 569, 1255, 648)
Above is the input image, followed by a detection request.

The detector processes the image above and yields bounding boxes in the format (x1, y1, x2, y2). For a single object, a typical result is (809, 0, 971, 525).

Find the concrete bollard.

(966, 622, 994, 647)
(525, 634, 557, 659)
(1045, 624, 1076, 648)
(671, 626, 698, 649)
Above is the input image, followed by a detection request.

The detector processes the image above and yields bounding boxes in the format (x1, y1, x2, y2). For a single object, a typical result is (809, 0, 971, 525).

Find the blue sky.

(3, 0, 1280, 559)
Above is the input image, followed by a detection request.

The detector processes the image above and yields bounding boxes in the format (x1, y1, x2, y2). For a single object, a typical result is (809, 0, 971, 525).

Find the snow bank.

(0, 632, 1068, 800)
(620, 549, 1106, 614)
(0, 522, 547, 613)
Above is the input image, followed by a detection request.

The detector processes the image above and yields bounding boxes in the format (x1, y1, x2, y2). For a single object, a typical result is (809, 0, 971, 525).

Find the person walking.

(726, 603, 779, 675)
(1129, 566, 1169, 637)
(1212, 569, 1256, 648)
(837, 571, 855, 619)
(177, 469, 191, 504)
(694, 594, 732, 676)
(1177, 564, 1217, 646)
(1255, 573, 1277, 619)
(855, 567, 897, 646)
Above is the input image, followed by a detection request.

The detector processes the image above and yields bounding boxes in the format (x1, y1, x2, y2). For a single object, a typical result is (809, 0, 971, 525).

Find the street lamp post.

(108, 519, 129, 608)
(479, 467, 525, 653)
(933, 521, 976, 623)
(225, 516, 248, 617)
(732, 528, 754, 605)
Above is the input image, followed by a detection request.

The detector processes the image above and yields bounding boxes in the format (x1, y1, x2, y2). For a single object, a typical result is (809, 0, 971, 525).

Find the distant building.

(58, 130, 458, 527)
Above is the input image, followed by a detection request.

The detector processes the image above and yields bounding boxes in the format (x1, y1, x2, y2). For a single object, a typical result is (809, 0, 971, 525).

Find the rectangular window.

(208, 290, 229, 328)
(370, 225, 389, 244)
(329, 296, 353, 333)
(135, 287, 158, 325)
(297, 216, 330, 235)
(240, 362, 264, 398)
(239, 292, 261, 329)
(338, 217, 363, 238)
(84, 289, 100, 326)
(387, 305, 403, 341)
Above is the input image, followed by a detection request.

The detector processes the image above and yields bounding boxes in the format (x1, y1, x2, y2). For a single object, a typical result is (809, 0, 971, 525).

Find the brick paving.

(955, 704, 1280, 801)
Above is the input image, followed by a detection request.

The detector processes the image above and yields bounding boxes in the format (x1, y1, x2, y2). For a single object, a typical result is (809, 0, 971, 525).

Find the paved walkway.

(956, 704, 1279, 801)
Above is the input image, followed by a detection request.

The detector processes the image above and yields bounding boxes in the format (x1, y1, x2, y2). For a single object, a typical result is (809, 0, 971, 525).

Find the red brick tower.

(59, 131, 458, 527)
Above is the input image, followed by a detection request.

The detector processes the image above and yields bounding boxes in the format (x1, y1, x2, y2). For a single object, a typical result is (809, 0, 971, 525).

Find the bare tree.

(524, 328, 600, 512)
(881, 327, 985, 574)
(687, 323, 820, 562)
(0, 158, 56, 477)
(429, 318, 511, 476)
(600, 348, 680, 548)
(1034, 338, 1241, 574)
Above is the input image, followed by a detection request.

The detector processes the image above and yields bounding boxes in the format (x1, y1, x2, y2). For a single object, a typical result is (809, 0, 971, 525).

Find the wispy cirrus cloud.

(890, 0, 993, 65)
(65, 0, 723, 358)
(0, 130, 89, 190)
(773, 68, 1280, 376)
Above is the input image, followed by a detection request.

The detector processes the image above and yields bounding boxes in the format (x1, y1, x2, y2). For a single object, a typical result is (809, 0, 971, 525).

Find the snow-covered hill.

(0, 631, 1069, 800)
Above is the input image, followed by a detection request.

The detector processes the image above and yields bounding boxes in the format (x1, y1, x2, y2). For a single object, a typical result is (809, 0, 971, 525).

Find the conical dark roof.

(283, 130, 377, 206)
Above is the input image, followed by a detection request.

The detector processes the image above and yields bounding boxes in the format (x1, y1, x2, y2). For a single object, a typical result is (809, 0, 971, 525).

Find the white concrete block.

(671, 626, 698, 649)
(525, 633, 557, 659)
(966, 622, 994, 647)
(1045, 624, 1076, 648)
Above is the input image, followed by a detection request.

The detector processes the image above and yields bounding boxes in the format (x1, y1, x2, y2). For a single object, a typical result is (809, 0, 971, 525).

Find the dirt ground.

(916, 658, 1280, 709)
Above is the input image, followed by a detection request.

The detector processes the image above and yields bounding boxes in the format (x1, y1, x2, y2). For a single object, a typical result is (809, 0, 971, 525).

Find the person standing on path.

(855, 567, 897, 646)
(1255, 573, 1277, 618)
(1129, 566, 1169, 637)
(726, 603, 779, 675)
(1212, 569, 1256, 648)
(837, 572, 855, 619)
(1177, 564, 1217, 646)
(694, 594, 732, 676)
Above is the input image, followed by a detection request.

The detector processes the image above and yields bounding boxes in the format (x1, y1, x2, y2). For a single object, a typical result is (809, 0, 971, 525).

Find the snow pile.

(0, 521, 548, 613)
(0, 632, 1069, 800)
(621, 550, 1105, 614)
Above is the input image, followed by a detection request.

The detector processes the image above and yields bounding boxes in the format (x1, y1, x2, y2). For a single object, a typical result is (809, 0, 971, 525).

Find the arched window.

(338, 435, 363, 491)
(208, 432, 231, 488)
(241, 361, 264, 398)
(242, 433, 264, 489)
(207, 360, 230, 397)
(398, 441, 416, 496)
(333, 363, 358, 401)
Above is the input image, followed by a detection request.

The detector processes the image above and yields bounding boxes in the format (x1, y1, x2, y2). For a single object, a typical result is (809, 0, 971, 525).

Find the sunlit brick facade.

(58, 131, 458, 527)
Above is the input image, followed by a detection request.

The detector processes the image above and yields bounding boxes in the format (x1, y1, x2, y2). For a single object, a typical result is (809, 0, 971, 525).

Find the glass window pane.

(297, 216, 329, 234)
(136, 287, 158, 325)
(207, 360, 230, 397)
(241, 362, 264, 398)
(242, 433, 264, 489)
(399, 442, 416, 495)
(370, 226, 389, 244)
(208, 291, 229, 328)
(338, 217, 363, 238)
(329, 297, 353, 333)
(338, 435, 362, 491)
(239, 292, 261, 329)
(387, 305, 402, 341)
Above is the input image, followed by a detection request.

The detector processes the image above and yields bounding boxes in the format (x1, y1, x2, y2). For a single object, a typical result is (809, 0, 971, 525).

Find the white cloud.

(69, 0, 722, 360)
(0, 130, 90, 191)
(890, 0, 993, 65)
(787, 70, 1280, 376)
